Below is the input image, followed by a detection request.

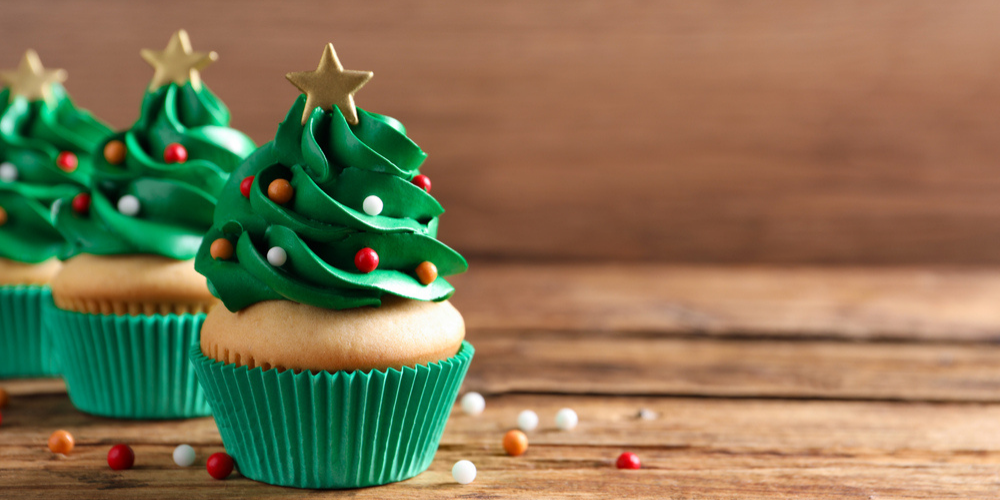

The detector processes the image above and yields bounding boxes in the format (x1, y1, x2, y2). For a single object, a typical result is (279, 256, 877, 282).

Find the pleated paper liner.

(191, 340, 474, 489)
(0, 285, 59, 378)
(48, 306, 212, 419)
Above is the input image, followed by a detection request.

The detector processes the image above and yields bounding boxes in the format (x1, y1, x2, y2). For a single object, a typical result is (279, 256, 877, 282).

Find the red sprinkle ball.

(71, 193, 91, 215)
(412, 174, 431, 192)
(163, 143, 188, 164)
(207, 452, 235, 480)
(616, 452, 641, 470)
(354, 247, 379, 273)
(239, 175, 255, 198)
(56, 151, 78, 172)
(107, 444, 135, 470)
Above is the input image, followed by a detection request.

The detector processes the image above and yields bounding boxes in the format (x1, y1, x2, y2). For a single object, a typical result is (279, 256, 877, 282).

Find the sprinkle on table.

(555, 408, 578, 431)
(616, 452, 641, 469)
(503, 430, 529, 456)
(48, 430, 74, 455)
(107, 444, 135, 470)
(460, 392, 485, 416)
(173, 444, 196, 467)
(452, 460, 476, 485)
(517, 410, 539, 432)
(206, 452, 234, 480)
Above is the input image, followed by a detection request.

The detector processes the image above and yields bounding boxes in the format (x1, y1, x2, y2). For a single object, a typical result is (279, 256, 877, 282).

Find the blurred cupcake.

(0, 50, 111, 378)
(49, 30, 255, 418)
(191, 44, 471, 488)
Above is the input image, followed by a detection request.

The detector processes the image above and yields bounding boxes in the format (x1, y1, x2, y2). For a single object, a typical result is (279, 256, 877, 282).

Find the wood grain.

(465, 330, 1000, 402)
(451, 264, 1000, 341)
(4, 391, 1000, 499)
(3, 265, 1000, 497)
(4, 1, 1000, 263)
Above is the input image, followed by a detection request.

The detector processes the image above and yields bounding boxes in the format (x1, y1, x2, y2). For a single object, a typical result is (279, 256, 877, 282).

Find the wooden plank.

(11, 329, 1000, 409)
(463, 330, 1000, 402)
(451, 264, 1000, 342)
(3, 393, 1000, 498)
(4, 2, 1000, 263)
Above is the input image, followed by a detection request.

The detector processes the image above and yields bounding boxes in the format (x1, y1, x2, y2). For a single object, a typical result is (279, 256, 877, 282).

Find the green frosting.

(195, 96, 468, 311)
(53, 82, 255, 260)
(0, 85, 111, 263)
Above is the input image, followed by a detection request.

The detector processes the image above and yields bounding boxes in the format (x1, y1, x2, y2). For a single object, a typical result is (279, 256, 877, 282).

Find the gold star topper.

(0, 50, 67, 104)
(140, 30, 217, 91)
(286, 44, 373, 125)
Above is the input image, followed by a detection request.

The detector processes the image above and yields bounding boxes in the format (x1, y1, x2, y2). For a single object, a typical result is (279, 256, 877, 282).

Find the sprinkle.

(460, 392, 485, 416)
(206, 452, 234, 480)
(267, 247, 287, 266)
(416, 261, 438, 285)
(173, 444, 196, 467)
(503, 430, 529, 457)
(268, 179, 293, 204)
(452, 460, 476, 484)
(616, 452, 641, 469)
(107, 444, 135, 470)
(210, 239, 234, 260)
(517, 410, 539, 432)
(555, 408, 578, 431)
(117, 195, 140, 216)
(362, 195, 383, 216)
(48, 430, 74, 454)
(0, 162, 17, 182)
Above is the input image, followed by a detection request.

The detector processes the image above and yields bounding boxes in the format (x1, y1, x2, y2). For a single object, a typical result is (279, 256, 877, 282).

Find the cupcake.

(191, 44, 471, 488)
(48, 30, 255, 418)
(0, 50, 111, 378)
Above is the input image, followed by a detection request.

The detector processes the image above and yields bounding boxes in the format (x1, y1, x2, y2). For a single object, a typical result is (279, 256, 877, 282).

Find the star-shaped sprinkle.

(0, 50, 67, 104)
(286, 44, 373, 125)
(140, 30, 217, 91)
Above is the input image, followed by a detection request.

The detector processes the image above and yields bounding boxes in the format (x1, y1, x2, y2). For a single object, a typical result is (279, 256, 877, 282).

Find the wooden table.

(4, 264, 1000, 498)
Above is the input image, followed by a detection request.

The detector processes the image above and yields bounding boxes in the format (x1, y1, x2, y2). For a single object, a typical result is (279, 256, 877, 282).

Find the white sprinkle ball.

(173, 444, 196, 467)
(555, 408, 578, 431)
(362, 195, 383, 216)
(0, 162, 17, 182)
(117, 194, 140, 216)
(460, 392, 485, 416)
(517, 410, 539, 432)
(452, 460, 477, 485)
(267, 246, 287, 266)
(638, 408, 658, 420)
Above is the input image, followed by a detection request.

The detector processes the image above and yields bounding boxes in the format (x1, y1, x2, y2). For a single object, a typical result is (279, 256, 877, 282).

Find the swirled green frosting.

(0, 85, 111, 263)
(53, 82, 255, 260)
(195, 95, 468, 311)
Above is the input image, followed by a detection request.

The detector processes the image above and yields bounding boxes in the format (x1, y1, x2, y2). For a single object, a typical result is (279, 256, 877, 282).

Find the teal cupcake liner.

(49, 306, 211, 419)
(0, 285, 58, 378)
(191, 340, 474, 489)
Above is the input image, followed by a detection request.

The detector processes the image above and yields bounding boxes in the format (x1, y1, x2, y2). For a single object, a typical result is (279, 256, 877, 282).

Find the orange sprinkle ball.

(0, 206, 7, 226)
(268, 179, 294, 205)
(0, 387, 8, 409)
(415, 261, 438, 285)
(104, 140, 126, 165)
(210, 238, 234, 260)
(48, 430, 75, 454)
(503, 429, 528, 457)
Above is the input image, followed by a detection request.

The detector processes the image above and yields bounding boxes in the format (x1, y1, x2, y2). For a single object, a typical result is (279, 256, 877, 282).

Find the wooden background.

(3, 0, 1000, 264)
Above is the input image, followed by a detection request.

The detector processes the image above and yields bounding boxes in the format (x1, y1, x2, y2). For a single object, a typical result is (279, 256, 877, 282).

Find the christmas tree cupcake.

(191, 44, 471, 488)
(49, 31, 255, 418)
(0, 50, 111, 378)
